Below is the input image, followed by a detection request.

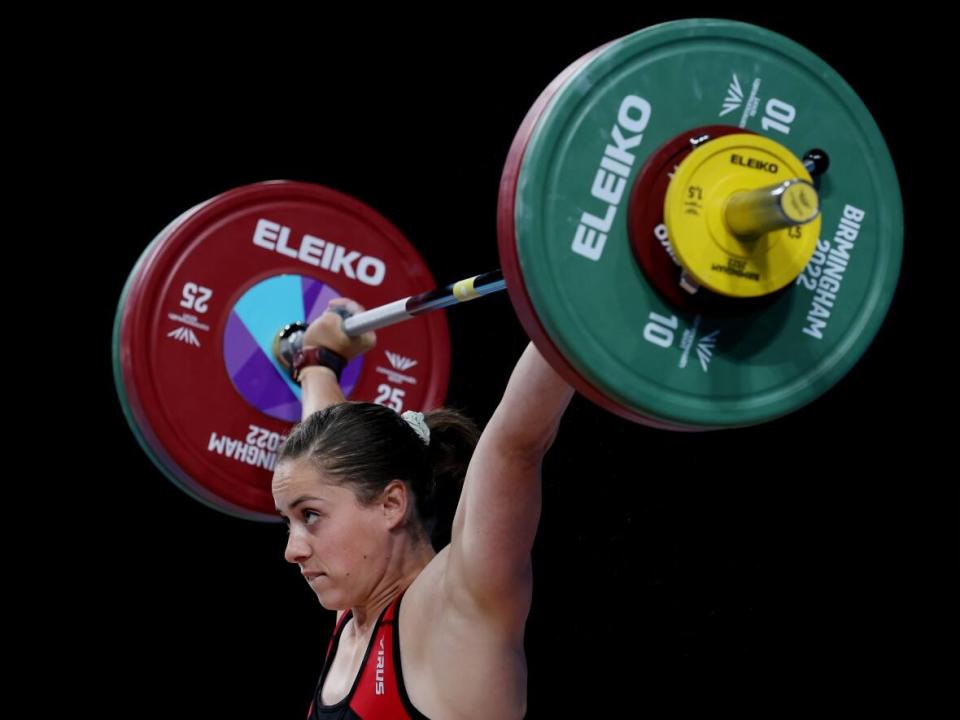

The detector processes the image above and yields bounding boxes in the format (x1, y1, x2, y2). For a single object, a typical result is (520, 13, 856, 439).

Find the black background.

(55, 9, 951, 719)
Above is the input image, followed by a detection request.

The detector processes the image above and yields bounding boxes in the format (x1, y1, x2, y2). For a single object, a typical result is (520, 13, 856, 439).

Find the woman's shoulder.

(403, 546, 451, 620)
(401, 546, 529, 638)
(398, 546, 529, 719)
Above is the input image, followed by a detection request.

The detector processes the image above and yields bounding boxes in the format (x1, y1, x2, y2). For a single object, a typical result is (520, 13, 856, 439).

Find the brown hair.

(278, 402, 479, 549)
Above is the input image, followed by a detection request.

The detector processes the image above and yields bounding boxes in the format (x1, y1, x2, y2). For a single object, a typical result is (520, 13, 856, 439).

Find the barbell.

(113, 19, 902, 520)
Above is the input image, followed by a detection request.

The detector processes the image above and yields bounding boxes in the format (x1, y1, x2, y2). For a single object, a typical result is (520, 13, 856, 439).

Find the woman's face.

(273, 457, 390, 610)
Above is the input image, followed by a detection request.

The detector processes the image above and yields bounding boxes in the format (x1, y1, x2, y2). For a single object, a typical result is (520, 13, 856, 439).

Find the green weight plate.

(509, 19, 902, 427)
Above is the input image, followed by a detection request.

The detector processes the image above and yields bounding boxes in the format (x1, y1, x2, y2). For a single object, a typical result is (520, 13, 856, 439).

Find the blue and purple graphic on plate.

(224, 274, 363, 421)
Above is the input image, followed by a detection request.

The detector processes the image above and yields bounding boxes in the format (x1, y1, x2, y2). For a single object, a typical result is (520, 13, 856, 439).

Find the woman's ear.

(380, 479, 411, 530)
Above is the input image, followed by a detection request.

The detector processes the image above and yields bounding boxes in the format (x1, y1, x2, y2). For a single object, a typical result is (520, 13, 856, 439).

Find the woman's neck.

(349, 538, 435, 634)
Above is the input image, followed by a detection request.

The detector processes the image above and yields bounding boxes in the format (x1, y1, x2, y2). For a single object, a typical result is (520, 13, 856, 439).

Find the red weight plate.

(119, 182, 450, 519)
(628, 125, 755, 314)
